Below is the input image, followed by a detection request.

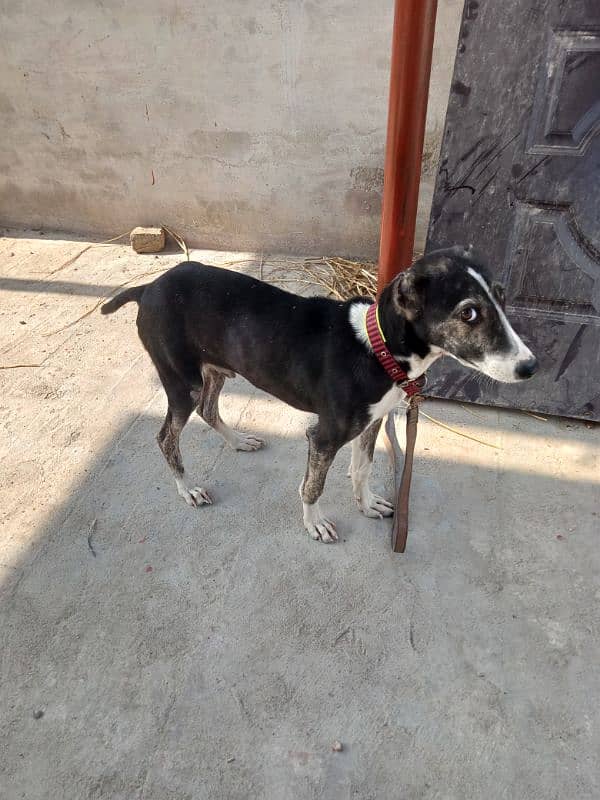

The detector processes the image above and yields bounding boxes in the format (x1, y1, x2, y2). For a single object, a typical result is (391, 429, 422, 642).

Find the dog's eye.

(460, 306, 479, 324)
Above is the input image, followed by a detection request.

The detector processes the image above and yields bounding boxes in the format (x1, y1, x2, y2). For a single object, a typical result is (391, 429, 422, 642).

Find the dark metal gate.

(425, 0, 600, 421)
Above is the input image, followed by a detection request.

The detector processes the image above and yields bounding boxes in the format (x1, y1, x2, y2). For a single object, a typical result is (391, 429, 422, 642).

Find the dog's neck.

(350, 288, 442, 380)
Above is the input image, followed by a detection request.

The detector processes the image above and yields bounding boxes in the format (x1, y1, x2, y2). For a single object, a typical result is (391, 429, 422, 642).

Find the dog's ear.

(491, 281, 506, 309)
(392, 271, 428, 318)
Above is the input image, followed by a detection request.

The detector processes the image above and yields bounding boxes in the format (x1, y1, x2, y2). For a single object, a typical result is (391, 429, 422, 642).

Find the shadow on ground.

(0, 277, 119, 297)
(2, 396, 599, 800)
(1, 234, 598, 799)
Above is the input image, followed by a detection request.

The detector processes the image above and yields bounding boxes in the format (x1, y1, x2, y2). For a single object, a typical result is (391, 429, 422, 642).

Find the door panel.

(426, 0, 600, 420)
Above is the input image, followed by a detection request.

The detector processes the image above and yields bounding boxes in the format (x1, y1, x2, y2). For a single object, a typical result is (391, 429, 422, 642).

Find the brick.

(129, 226, 165, 253)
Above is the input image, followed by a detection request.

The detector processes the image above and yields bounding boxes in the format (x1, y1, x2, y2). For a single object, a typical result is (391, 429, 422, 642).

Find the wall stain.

(344, 189, 381, 217)
(452, 80, 471, 97)
(350, 166, 384, 193)
(188, 130, 252, 158)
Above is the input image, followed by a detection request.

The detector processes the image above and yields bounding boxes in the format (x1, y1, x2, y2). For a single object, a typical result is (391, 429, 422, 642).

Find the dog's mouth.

(451, 354, 477, 370)
(448, 352, 538, 383)
(446, 352, 482, 373)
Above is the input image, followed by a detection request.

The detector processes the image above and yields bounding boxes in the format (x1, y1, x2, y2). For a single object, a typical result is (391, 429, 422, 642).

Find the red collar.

(365, 303, 424, 397)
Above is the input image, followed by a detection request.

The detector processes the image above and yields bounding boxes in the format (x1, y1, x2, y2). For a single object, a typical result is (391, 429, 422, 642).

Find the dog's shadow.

(2, 388, 599, 797)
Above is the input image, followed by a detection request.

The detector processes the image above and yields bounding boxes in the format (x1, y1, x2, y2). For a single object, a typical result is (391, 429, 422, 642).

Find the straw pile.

(273, 251, 423, 300)
(274, 256, 378, 300)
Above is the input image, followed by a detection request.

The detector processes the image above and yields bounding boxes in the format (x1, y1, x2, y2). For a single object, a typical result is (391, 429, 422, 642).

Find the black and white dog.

(102, 247, 537, 543)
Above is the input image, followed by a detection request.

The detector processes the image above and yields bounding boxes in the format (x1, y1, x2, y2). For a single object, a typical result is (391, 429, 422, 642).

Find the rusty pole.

(377, 0, 438, 293)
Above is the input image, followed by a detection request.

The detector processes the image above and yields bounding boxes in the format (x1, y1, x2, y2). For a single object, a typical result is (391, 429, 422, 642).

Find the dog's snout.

(515, 355, 538, 380)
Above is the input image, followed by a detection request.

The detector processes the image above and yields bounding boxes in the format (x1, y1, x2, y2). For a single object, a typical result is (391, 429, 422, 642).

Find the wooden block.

(130, 226, 165, 253)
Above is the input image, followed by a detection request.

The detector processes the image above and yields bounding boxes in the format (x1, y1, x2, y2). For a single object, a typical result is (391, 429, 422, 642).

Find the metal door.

(426, 0, 600, 420)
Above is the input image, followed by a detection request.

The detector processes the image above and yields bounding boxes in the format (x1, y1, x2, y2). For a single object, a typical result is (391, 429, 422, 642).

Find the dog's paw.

(357, 491, 394, 519)
(178, 484, 212, 508)
(231, 432, 265, 452)
(303, 502, 338, 543)
(305, 517, 338, 543)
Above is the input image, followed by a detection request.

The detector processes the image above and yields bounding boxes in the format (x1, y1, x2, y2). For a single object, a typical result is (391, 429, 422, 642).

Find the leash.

(365, 303, 424, 553)
(392, 394, 421, 552)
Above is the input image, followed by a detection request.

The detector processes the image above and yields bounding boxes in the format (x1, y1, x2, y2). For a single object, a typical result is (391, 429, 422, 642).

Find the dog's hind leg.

(158, 376, 212, 508)
(350, 420, 394, 519)
(300, 422, 343, 543)
(196, 365, 265, 452)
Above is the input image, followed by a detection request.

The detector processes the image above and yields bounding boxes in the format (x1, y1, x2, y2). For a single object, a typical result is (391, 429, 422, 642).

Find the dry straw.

(273, 256, 378, 299)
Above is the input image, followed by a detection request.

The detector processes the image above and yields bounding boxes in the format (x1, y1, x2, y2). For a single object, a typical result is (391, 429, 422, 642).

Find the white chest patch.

(368, 384, 407, 422)
(348, 301, 371, 346)
(348, 300, 441, 423)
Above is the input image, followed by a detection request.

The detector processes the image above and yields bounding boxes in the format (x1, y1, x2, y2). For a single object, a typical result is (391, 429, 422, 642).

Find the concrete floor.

(1, 231, 599, 800)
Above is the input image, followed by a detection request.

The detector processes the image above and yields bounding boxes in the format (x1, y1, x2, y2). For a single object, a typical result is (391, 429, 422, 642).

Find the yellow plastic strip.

(375, 304, 387, 342)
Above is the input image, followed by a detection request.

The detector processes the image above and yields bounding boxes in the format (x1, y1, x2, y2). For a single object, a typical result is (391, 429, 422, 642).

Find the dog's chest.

(368, 384, 407, 422)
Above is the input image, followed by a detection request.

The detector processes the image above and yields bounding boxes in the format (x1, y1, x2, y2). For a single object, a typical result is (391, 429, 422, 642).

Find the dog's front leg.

(300, 424, 342, 543)
(351, 420, 394, 519)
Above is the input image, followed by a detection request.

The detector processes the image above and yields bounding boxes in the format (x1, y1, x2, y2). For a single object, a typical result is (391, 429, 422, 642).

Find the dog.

(101, 246, 537, 543)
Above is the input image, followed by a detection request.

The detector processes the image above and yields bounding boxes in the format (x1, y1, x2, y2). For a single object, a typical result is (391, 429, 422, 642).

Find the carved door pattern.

(426, 0, 600, 420)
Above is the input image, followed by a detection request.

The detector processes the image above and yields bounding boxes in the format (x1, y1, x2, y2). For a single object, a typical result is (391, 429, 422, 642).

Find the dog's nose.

(515, 355, 538, 379)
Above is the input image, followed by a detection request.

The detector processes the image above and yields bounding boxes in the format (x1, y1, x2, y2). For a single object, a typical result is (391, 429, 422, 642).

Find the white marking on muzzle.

(466, 267, 534, 383)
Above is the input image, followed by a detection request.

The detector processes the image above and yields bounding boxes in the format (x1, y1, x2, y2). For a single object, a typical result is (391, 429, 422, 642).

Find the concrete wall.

(0, 1, 462, 258)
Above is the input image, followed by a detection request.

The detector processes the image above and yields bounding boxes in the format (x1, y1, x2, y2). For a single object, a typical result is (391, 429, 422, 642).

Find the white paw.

(231, 432, 265, 452)
(178, 484, 212, 508)
(356, 491, 394, 519)
(303, 502, 339, 543)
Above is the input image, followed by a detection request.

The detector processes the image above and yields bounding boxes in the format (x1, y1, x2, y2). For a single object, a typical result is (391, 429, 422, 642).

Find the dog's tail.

(101, 285, 146, 315)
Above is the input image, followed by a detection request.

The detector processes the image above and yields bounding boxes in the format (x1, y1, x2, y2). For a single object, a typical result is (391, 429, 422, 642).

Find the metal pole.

(377, 0, 438, 294)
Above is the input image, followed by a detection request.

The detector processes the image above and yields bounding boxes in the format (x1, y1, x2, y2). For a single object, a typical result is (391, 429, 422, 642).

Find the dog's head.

(388, 247, 538, 382)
